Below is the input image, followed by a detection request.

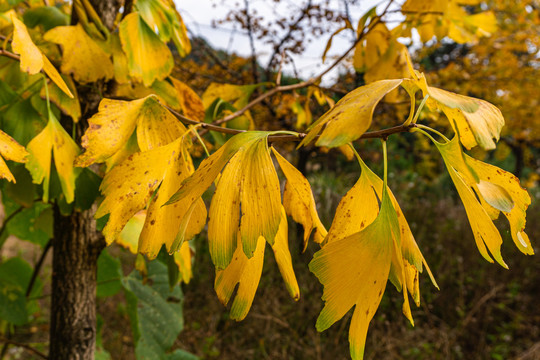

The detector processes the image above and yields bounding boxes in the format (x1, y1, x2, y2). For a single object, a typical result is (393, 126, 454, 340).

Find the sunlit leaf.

(25, 113, 80, 203)
(272, 147, 327, 248)
(464, 154, 533, 255)
(96, 138, 185, 244)
(300, 79, 402, 148)
(0, 129, 28, 183)
(44, 24, 113, 83)
(434, 137, 507, 267)
(271, 207, 300, 300)
(138, 144, 206, 260)
(119, 12, 174, 86)
(420, 76, 504, 150)
(75, 95, 186, 167)
(214, 235, 265, 321)
(10, 14, 73, 97)
(310, 191, 399, 360)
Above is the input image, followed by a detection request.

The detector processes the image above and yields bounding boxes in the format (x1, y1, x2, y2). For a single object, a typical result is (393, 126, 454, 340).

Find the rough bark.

(49, 206, 106, 360)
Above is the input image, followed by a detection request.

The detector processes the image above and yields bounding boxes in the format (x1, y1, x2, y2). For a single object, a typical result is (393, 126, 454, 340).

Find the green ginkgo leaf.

(119, 12, 174, 87)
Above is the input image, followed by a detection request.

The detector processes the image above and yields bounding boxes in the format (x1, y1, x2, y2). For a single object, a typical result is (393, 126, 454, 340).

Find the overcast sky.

(175, 0, 392, 84)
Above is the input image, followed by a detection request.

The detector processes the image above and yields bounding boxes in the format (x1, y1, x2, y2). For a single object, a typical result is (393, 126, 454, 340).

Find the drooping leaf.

(215, 235, 266, 321)
(463, 155, 533, 255)
(310, 191, 399, 360)
(239, 138, 282, 255)
(95, 139, 183, 244)
(119, 12, 174, 87)
(138, 144, 206, 260)
(272, 147, 327, 248)
(167, 132, 281, 269)
(25, 112, 80, 203)
(300, 79, 403, 148)
(44, 24, 113, 83)
(117, 211, 146, 254)
(76, 95, 186, 167)
(434, 137, 508, 267)
(419, 75, 504, 150)
(271, 207, 300, 300)
(0, 129, 28, 182)
(10, 14, 73, 97)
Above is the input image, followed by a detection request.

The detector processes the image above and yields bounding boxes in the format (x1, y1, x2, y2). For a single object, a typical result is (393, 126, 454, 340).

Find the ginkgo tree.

(0, 0, 534, 359)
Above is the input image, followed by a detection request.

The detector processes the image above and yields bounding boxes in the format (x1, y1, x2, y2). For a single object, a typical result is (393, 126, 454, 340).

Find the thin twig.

(0, 338, 47, 359)
(210, 1, 394, 128)
(0, 206, 24, 240)
(25, 240, 52, 297)
(0, 49, 20, 62)
(166, 104, 417, 143)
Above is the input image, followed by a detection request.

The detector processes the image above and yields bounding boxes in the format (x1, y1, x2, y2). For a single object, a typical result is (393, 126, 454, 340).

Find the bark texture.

(49, 206, 106, 360)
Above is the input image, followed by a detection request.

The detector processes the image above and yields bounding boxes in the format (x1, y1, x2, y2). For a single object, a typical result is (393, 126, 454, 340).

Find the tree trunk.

(49, 206, 105, 360)
(48, 1, 121, 358)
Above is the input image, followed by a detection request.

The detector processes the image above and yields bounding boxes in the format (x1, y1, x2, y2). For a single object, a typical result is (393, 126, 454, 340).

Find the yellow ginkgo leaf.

(435, 137, 507, 267)
(10, 14, 73, 98)
(208, 151, 243, 269)
(138, 145, 207, 260)
(119, 12, 174, 87)
(0, 129, 28, 183)
(41, 75, 80, 122)
(420, 76, 504, 150)
(11, 15, 42, 74)
(215, 235, 266, 321)
(215, 209, 299, 320)
(174, 242, 194, 284)
(299, 79, 403, 148)
(26, 113, 80, 203)
(310, 190, 399, 360)
(96, 138, 188, 244)
(76, 95, 186, 167)
(464, 155, 533, 255)
(272, 147, 327, 248)
(271, 207, 300, 300)
(167, 132, 282, 269)
(44, 24, 113, 83)
(239, 138, 282, 255)
(325, 154, 436, 314)
(171, 78, 205, 121)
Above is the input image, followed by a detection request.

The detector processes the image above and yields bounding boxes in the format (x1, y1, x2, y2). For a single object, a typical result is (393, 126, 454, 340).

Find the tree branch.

(166, 105, 417, 143)
(0, 49, 20, 62)
(0, 338, 47, 360)
(210, 2, 394, 128)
